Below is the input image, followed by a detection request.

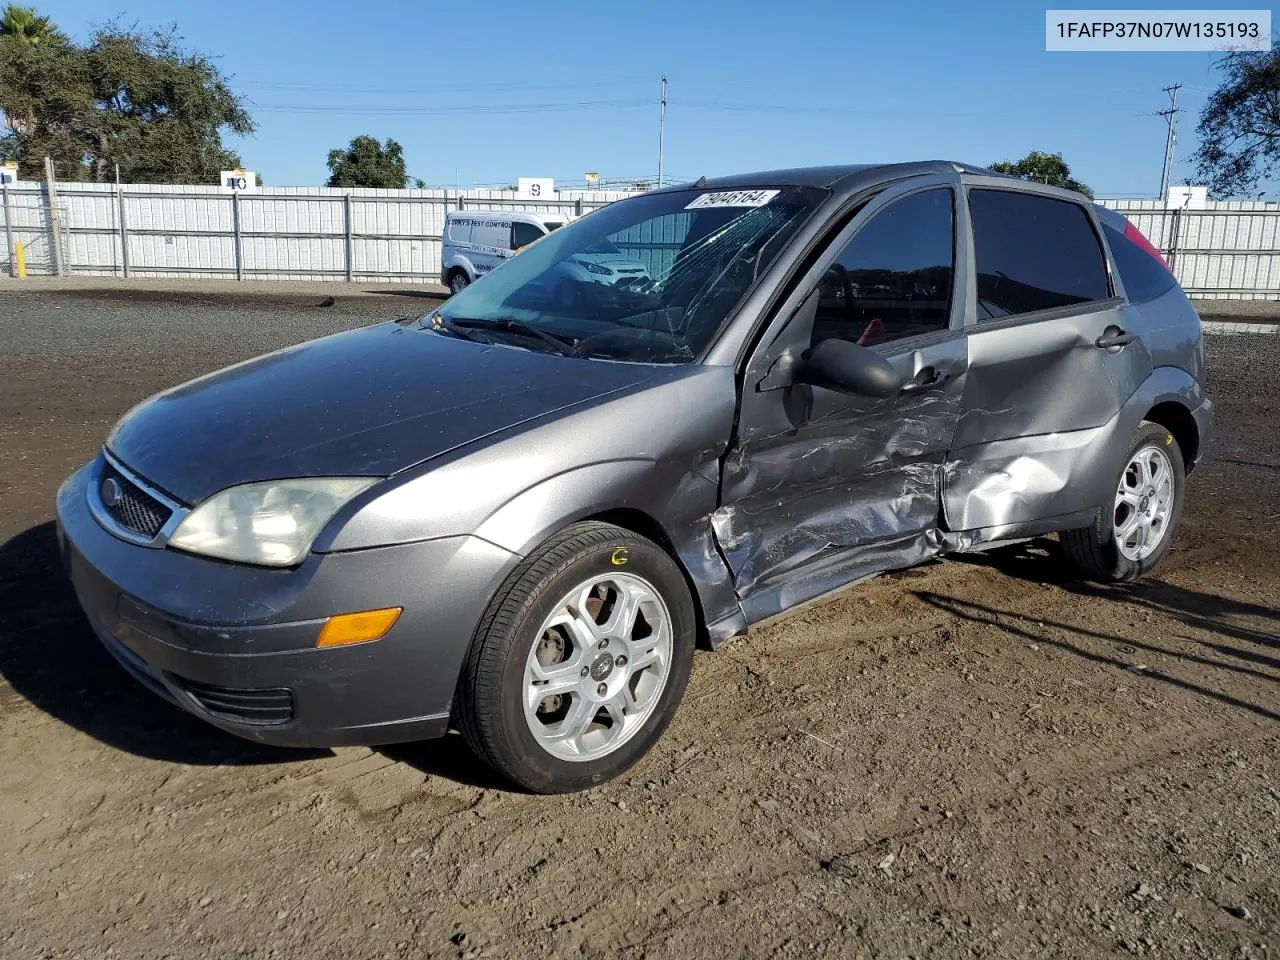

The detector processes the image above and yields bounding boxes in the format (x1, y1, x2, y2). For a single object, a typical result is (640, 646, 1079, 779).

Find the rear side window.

(446, 219, 472, 243)
(969, 189, 1110, 320)
(1102, 221, 1177, 303)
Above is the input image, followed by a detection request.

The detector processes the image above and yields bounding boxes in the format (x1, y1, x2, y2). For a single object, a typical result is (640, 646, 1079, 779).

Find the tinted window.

(970, 190, 1109, 320)
(1103, 221, 1177, 303)
(813, 188, 954, 348)
(512, 221, 545, 250)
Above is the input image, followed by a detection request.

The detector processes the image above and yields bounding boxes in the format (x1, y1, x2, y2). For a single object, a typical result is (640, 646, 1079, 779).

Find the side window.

(969, 190, 1109, 320)
(512, 221, 545, 250)
(1102, 221, 1177, 303)
(813, 188, 955, 348)
(447, 219, 472, 244)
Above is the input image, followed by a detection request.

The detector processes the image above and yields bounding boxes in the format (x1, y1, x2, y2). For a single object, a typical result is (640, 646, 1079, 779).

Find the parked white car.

(441, 210, 566, 294)
(545, 239, 654, 309)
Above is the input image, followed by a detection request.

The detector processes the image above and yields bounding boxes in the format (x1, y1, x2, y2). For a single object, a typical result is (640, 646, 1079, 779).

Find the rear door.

(715, 176, 969, 620)
(943, 180, 1154, 532)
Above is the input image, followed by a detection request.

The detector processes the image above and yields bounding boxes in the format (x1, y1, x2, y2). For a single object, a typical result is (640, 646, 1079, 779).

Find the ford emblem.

(101, 477, 123, 508)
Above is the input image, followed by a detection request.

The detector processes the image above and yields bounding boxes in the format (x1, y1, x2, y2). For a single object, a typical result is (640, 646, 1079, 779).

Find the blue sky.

(42, 0, 1274, 197)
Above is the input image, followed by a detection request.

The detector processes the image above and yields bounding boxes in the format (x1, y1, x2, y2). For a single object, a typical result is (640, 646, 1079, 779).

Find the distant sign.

(1166, 185, 1208, 209)
(0, 163, 19, 185)
(220, 169, 259, 192)
(517, 177, 555, 200)
(584, 171, 599, 186)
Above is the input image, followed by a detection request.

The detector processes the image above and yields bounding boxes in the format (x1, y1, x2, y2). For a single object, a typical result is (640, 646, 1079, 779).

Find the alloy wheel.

(1113, 444, 1175, 562)
(522, 573, 672, 762)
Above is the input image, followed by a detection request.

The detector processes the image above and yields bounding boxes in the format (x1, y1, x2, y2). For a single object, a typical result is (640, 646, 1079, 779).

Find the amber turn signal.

(316, 607, 402, 648)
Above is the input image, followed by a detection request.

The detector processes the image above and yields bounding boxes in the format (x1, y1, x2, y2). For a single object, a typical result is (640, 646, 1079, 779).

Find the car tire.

(448, 271, 470, 295)
(455, 521, 696, 793)
(1061, 420, 1186, 582)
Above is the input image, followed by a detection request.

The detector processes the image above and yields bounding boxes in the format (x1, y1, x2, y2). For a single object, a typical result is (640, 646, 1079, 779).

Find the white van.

(441, 210, 567, 294)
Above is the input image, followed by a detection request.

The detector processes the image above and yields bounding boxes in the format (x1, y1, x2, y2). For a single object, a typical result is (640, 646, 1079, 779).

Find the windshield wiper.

(443, 316, 581, 358)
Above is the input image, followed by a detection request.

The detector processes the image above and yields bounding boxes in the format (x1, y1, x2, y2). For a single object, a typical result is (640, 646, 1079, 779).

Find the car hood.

(107, 322, 654, 504)
(571, 252, 649, 272)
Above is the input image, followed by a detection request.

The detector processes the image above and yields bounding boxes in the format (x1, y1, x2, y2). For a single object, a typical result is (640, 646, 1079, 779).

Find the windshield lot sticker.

(686, 189, 780, 210)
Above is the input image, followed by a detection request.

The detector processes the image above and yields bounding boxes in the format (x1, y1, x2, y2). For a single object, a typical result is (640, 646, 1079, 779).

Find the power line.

(249, 98, 652, 116)
(239, 77, 653, 95)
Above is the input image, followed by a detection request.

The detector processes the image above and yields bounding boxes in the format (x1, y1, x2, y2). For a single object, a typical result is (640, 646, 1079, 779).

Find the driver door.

(714, 176, 970, 623)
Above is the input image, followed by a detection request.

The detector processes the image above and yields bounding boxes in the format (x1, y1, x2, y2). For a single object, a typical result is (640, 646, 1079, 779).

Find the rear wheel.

(1061, 421, 1185, 581)
(448, 270, 470, 295)
(456, 522, 696, 793)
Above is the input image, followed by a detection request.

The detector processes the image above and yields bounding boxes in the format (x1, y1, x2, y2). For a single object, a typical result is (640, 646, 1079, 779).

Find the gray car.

(57, 162, 1213, 793)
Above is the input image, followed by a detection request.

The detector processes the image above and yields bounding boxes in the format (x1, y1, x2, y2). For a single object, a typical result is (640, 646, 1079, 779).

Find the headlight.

(169, 477, 377, 567)
(581, 261, 613, 276)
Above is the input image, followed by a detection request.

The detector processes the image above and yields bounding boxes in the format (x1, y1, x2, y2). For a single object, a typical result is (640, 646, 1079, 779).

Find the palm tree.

(0, 5, 63, 46)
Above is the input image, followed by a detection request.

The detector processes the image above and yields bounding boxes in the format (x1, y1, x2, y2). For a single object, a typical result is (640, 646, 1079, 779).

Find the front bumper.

(56, 457, 520, 748)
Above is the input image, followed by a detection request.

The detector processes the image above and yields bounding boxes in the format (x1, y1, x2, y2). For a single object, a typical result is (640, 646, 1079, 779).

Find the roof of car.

(660, 161, 1001, 192)
(446, 209, 562, 223)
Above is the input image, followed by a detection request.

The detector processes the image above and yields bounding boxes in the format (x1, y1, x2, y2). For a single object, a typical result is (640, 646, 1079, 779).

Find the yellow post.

(14, 241, 25, 278)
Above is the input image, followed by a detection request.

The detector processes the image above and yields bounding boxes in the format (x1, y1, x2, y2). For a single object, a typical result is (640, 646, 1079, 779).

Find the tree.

(0, 11, 254, 182)
(988, 151, 1094, 198)
(1194, 48, 1280, 197)
(326, 136, 409, 188)
(0, 4, 62, 45)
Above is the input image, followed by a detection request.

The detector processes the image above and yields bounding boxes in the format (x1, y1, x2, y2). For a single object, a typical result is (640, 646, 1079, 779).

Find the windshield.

(432, 186, 824, 363)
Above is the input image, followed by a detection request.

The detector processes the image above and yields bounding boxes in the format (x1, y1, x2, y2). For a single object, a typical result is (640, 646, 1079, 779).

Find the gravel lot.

(0, 288, 1276, 960)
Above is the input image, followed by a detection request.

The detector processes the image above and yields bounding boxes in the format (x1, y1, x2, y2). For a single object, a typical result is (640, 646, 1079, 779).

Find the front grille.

(99, 461, 172, 539)
(174, 677, 296, 726)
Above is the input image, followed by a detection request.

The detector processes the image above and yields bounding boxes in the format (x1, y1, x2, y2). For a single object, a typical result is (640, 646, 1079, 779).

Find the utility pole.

(44, 155, 67, 276)
(1157, 83, 1182, 203)
(657, 75, 667, 189)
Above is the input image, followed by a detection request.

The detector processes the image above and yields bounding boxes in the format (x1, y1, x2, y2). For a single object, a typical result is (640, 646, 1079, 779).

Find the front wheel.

(1061, 421, 1186, 581)
(455, 522, 696, 793)
(448, 270, 470, 295)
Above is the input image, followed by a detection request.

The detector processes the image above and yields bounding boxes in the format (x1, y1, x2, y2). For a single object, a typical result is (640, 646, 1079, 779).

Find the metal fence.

(4, 181, 1280, 299)
(1098, 199, 1280, 300)
(0, 182, 641, 284)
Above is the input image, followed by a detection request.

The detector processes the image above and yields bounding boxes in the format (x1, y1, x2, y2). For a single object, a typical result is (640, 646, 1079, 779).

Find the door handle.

(1095, 326, 1136, 349)
(900, 366, 947, 394)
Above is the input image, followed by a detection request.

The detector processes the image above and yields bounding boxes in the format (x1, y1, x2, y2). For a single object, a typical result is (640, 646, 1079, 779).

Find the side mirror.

(796, 338, 904, 397)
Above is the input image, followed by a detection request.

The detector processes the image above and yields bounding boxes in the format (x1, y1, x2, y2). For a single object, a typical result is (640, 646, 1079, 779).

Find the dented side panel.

(714, 335, 966, 608)
(943, 366, 1207, 533)
(944, 298, 1155, 528)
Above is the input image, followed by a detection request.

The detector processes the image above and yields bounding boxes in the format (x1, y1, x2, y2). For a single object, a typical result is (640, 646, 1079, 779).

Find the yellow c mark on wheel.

(610, 547, 629, 566)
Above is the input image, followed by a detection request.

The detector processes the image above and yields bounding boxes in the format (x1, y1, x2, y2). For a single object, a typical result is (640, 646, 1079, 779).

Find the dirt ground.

(0, 288, 1275, 960)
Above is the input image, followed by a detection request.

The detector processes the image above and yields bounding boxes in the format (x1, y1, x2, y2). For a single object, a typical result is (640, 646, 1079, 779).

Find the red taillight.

(1124, 220, 1170, 269)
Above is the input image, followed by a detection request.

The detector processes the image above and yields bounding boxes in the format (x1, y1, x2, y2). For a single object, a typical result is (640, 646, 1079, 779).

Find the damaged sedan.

(57, 162, 1213, 792)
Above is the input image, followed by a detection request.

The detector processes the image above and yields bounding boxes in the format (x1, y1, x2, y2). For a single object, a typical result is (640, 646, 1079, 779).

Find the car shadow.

(956, 539, 1280, 653)
(377, 738, 512, 791)
(920, 540, 1278, 721)
(0, 522, 329, 766)
(363, 289, 447, 300)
